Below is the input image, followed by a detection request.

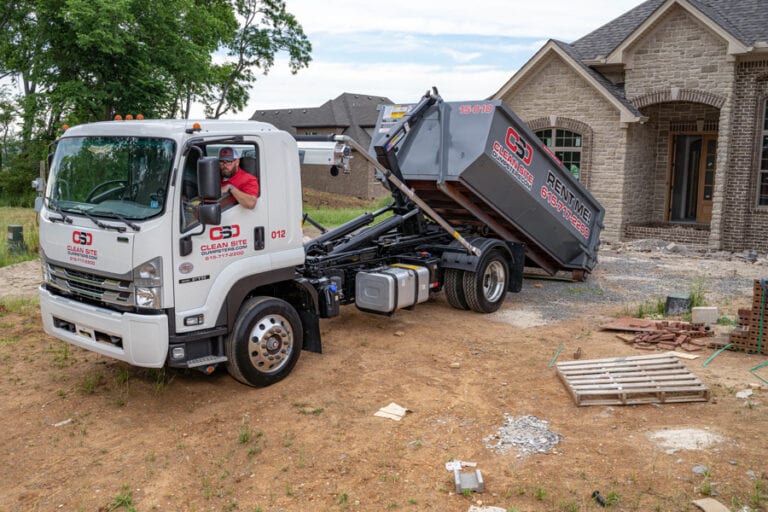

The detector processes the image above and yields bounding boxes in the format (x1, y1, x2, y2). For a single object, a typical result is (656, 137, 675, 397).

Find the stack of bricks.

(728, 280, 768, 355)
(630, 321, 713, 352)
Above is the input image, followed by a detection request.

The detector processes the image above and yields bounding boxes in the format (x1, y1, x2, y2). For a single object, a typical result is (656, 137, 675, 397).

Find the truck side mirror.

(197, 157, 221, 201)
(198, 202, 221, 225)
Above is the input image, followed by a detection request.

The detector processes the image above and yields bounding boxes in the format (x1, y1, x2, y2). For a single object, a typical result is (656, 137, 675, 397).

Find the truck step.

(186, 355, 228, 369)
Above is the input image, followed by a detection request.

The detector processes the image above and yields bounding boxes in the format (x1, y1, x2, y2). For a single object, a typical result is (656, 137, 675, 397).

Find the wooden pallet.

(556, 354, 710, 406)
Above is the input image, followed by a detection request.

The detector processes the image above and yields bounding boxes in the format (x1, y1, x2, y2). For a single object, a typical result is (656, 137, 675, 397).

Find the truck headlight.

(135, 286, 162, 308)
(134, 257, 163, 287)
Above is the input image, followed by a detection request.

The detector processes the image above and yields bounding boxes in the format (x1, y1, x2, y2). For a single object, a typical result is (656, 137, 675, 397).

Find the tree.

(201, 0, 312, 118)
(0, 0, 311, 203)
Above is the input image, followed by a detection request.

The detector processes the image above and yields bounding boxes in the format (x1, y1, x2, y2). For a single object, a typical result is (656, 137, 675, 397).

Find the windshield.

(48, 136, 176, 220)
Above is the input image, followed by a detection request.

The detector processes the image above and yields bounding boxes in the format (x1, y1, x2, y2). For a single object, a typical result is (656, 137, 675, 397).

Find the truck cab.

(39, 119, 316, 386)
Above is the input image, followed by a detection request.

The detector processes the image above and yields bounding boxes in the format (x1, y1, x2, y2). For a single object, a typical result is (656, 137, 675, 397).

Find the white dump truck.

(38, 90, 604, 386)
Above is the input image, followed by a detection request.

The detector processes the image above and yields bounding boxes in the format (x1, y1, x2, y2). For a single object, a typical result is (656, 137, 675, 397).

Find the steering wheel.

(85, 180, 128, 203)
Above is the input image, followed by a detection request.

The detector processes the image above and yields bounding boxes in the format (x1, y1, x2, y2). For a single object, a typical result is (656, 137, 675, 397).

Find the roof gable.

(493, 40, 644, 124)
(573, 0, 763, 62)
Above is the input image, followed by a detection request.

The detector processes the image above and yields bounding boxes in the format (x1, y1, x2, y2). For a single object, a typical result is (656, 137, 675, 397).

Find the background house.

(493, 0, 768, 251)
(251, 93, 392, 199)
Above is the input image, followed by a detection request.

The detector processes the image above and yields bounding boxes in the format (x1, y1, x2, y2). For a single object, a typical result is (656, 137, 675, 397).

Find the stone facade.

(500, 55, 627, 239)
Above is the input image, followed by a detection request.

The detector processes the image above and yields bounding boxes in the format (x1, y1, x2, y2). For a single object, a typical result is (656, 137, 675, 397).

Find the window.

(760, 99, 768, 206)
(535, 129, 582, 181)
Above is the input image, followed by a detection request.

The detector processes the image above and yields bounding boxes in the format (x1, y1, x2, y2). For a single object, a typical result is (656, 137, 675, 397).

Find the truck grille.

(46, 263, 134, 306)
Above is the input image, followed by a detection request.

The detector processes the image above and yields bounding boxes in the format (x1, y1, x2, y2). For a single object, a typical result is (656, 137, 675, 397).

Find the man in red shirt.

(218, 147, 259, 209)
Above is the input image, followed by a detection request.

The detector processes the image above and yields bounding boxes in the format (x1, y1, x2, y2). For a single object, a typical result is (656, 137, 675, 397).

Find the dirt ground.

(1, 244, 768, 511)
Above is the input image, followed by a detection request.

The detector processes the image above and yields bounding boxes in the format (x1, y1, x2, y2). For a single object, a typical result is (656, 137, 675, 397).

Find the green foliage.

(689, 279, 707, 308)
(0, 0, 311, 202)
(716, 315, 736, 326)
(304, 196, 393, 228)
(108, 484, 136, 511)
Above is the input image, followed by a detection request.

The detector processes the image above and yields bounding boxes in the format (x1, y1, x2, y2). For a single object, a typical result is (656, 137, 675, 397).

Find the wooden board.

(556, 354, 710, 406)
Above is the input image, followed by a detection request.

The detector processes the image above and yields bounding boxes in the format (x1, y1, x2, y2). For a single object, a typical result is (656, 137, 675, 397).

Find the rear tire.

(463, 250, 509, 313)
(444, 268, 469, 310)
(226, 297, 302, 387)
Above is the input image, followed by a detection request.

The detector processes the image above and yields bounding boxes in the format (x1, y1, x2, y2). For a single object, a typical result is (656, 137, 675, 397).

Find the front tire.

(462, 250, 509, 313)
(226, 297, 302, 387)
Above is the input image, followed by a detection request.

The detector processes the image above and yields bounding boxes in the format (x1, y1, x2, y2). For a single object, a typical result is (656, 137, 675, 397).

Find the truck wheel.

(463, 250, 509, 313)
(226, 297, 302, 387)
(444, 268, 469, 310)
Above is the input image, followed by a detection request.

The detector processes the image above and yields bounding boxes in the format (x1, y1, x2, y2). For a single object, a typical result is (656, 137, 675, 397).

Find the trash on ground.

(735, 389, 753, 399)
(483, 414, 562, 457)
(556, 353, 710, 406)
(467, 506, 506, 512)
(665, 294, 691, 315)
(453, 468, 484, 494)
(667, 350, 700, 360)
(52, 418, 72, 427)
(692, 497, 730, 512)
(592, 490, 606, 507)
(374, 403, 410, 421)
(445, 460, 477, 471)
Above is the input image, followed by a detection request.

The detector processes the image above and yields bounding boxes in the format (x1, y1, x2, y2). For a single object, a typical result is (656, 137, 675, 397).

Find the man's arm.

(222, 184, 257, 209)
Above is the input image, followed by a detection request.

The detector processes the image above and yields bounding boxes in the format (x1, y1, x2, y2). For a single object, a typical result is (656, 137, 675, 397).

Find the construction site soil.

(1, 214, 767, 511)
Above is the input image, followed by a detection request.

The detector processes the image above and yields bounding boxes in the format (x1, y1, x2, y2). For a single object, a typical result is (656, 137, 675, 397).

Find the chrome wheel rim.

(247, 314, 294, 374)
(482, 260, 506, 303)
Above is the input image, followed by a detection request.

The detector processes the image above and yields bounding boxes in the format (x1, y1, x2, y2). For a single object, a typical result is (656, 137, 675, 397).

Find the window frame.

(534, 128, 583, 181)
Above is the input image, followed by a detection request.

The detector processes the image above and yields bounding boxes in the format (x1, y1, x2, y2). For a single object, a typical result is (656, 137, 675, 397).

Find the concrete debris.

(374, 403, 410, 421)
(483, 414, 562, 457)
(692, 497, 730, 512)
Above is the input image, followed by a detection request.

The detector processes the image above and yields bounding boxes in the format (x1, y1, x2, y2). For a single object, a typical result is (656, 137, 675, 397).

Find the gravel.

(495, 240, 768, 325)
(483, 414, 563, 457)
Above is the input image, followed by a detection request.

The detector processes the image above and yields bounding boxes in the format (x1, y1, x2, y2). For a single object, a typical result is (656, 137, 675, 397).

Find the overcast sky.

(209, 0, 647, 118)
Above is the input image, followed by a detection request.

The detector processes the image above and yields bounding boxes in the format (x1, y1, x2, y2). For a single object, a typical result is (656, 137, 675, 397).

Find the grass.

(303, 196, 392, 229)
(107, 484, 136, 511)
(0, 207, 39, 268)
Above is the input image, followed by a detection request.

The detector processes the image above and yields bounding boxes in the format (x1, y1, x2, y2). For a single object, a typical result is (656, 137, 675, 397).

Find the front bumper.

(39, 286, 169, 367)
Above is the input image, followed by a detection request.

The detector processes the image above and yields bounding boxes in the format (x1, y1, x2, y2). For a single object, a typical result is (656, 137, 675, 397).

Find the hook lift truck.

(38, 89, 604, 387)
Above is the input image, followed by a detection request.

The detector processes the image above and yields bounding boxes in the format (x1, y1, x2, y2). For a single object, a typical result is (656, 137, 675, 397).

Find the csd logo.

(505, 127, 534, 166)
(210, 225, 240, 240)
(72, 231, 93, 245)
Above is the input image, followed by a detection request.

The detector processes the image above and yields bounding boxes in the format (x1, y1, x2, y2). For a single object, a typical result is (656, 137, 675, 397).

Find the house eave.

(604, 0, 750, 65)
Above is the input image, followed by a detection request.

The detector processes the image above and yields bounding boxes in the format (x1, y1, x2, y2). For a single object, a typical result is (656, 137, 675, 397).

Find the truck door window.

(180, 143, 260, 232)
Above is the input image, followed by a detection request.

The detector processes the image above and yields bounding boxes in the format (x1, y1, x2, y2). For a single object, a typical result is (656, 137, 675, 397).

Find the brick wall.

(724, 59, 768, 251)
(501, 54, 626, 240)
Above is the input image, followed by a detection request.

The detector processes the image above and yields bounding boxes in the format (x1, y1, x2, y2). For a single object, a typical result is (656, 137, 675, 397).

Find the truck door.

(171, 138, 270, 331)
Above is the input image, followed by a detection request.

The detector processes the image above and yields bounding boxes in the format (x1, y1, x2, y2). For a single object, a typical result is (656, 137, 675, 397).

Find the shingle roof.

(250, 93, 392, 146)
(552, 40, 643, 118)
(571, 0, 768, 60)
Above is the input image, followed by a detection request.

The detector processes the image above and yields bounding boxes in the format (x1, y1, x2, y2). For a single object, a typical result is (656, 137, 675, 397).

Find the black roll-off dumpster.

(370, 99, 605, 275)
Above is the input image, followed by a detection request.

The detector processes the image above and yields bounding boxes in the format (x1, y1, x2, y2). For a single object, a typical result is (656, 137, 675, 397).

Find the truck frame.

(38, 90, 604, 387)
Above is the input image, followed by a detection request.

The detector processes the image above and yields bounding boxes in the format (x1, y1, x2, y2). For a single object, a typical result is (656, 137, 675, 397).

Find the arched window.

(535, 129, 582, 181)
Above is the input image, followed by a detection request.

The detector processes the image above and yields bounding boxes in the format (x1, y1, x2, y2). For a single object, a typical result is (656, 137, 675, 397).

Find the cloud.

(284, 0, 646, 39)
(196, 59, 513, 118)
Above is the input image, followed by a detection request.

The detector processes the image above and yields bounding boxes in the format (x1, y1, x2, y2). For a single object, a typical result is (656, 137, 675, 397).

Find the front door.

(669, 134, 717, 224)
